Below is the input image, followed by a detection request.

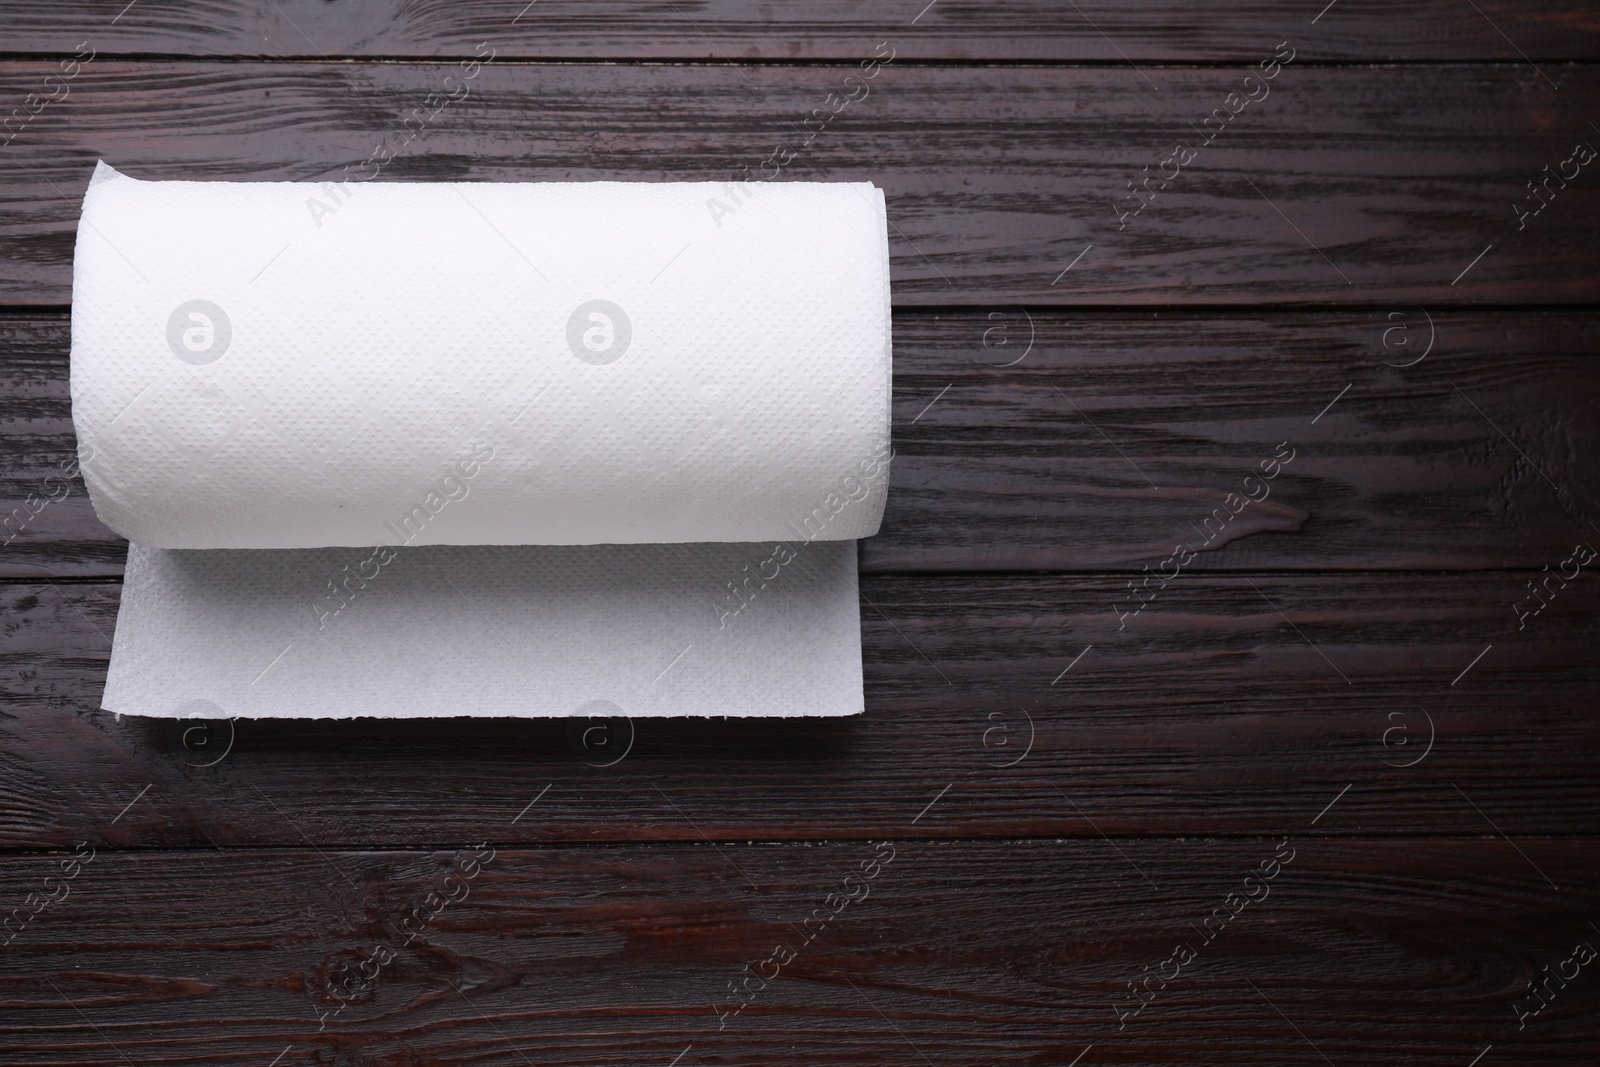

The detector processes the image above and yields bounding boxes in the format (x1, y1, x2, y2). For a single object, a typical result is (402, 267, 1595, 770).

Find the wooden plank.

(0, 840, 1593, 1065)
(1, 63, 1597, 306)
(0, 316, 122, 578)
(7, 312, 1597, 578)
(1, 571, 1594, 847)
(882, 309, 1600, 570)
(1, 1, 1597, 61)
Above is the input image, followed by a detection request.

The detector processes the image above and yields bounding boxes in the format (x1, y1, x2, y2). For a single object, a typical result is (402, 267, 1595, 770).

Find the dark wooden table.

(2, 3, 1598, 1064)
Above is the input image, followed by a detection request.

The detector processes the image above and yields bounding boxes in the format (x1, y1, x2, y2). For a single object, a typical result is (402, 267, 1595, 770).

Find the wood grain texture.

(0, 0, 1596, 61)
(858, 309, 1600, 571)
(1, 572, 1593, 847)
(0, 840, 1594, 1065)
(1, 63, 1597, 306)
(6, 313, 1596, 578)
(0, 3, 1596, 1060)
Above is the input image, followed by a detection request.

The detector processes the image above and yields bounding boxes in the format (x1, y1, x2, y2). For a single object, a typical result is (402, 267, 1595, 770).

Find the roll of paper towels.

(72, 163, 893, 719)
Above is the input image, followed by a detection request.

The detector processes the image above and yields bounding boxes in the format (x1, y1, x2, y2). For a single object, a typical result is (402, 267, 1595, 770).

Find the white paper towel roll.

(72, 163, 891, 548)
(72, 164, 893, 719)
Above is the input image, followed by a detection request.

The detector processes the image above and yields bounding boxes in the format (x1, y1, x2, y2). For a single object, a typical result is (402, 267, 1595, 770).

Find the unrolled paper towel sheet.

(73, 164, 892, 718)
(107, 541, 864, 719)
